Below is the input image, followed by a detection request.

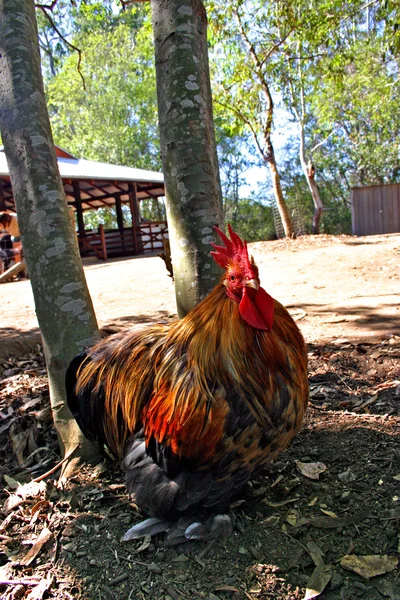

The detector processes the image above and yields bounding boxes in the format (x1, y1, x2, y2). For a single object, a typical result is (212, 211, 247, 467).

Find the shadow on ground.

(288, 301, 399, 337)
(48, 421, 400, 600)
(0, 311, 176, 359)
(0, 336, 399, 599)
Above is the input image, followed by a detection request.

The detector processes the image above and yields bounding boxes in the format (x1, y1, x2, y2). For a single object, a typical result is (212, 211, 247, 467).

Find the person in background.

(0, 211, 20, 240)
(0, 212, 22, 274)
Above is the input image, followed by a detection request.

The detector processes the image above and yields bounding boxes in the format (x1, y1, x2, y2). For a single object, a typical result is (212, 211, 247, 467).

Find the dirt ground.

(0, 233, 399, 600)
(1, 233, 399, 354)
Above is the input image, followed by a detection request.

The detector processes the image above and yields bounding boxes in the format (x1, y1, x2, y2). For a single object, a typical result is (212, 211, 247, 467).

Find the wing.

(67, 325, 166, 459)
(124, 365, 307, 519)
(122, 295, 309, 520)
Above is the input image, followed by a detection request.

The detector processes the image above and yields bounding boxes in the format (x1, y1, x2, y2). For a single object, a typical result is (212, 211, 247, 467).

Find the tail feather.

(66, 352, 108, 450)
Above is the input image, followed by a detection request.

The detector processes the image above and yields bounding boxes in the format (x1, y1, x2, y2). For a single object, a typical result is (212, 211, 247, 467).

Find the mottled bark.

(150, 0, 223, 318)
(0, 0, 100, 462)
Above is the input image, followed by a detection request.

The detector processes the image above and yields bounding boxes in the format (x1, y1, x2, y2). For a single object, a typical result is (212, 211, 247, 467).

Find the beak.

(245, 278, 259, 291)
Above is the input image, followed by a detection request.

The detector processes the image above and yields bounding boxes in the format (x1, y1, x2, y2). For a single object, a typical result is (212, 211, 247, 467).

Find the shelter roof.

(0, 147, 165, 212)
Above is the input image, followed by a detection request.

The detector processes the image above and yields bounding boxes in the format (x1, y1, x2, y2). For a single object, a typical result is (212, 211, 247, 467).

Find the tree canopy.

(36, 0, 400, 238)
(45, 3, 160, 170)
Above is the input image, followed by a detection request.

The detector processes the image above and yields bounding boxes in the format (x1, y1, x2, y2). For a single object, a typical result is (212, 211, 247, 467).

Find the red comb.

(210, 224, 249, 268)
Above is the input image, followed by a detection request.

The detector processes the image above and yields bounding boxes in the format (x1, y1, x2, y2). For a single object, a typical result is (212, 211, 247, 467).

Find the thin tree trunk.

(287, 42, 324, 235)
(150, 0, 223, 318)
(265, 141, 295, 238)
(0, 0, 100, 463)
(299, 120, 324, 234)
(234, 6, 294, 239)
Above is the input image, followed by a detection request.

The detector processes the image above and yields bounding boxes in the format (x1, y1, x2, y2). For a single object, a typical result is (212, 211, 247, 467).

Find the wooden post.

(72, 181, 86, 239)
(98, 224, 108, 260)
(115, 193, 125, 252)
(128, 182, 141, 254)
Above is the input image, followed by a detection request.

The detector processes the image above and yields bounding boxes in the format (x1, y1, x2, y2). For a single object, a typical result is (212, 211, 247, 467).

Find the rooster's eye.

(230, 275, 235, 281)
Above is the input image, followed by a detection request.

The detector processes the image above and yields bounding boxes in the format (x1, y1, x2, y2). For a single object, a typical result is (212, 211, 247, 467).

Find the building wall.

(351, 183, 400, 236)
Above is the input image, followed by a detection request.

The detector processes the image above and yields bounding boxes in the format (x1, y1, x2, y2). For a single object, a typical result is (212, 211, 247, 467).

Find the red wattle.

(239, 286, 274, 331)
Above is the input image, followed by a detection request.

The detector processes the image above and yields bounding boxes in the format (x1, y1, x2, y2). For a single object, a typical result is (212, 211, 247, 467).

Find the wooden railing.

(78, 224, 107, 260)
(136, 221, 168, 253)
(77, 221, 168, 260)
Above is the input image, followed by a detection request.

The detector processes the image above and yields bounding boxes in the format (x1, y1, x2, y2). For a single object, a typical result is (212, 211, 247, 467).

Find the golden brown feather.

(66, 225, 308, 541)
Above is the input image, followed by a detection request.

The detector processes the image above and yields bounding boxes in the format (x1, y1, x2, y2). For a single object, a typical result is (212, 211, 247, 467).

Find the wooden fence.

(78, 221, 168, 259)
(351, 183, 400, 236)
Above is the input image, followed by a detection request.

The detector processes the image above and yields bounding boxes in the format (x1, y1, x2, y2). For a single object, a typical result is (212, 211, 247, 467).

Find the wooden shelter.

(0, 146, 167, 259)
(351, 182, 400, 236)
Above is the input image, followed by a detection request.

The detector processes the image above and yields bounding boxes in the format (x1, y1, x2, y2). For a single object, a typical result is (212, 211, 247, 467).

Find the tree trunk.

(233, 6, 294, 239)
(0, 0, 100, 463)
(299, 122, 324, 234)
(150, 0, 223, 318)
(265, 142, 295, 238)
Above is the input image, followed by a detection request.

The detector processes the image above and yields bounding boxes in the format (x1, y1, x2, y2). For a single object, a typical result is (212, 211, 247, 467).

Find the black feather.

(65, 352, 107, 447)
(66, 354, 89, 429)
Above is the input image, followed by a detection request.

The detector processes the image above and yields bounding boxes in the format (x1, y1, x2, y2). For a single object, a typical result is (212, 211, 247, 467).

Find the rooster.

(66, 225, 308, 543)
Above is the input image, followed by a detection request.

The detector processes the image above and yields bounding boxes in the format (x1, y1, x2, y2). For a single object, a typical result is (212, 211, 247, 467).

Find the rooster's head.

(210, 224, 274, 331)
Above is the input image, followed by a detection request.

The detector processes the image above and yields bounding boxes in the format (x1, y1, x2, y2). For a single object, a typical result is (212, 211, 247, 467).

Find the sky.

(238, 107, 299, 197)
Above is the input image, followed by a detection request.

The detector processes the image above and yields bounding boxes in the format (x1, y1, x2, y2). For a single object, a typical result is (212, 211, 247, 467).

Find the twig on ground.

(0, 579, 40, 586)
(32, 446, 78, 483)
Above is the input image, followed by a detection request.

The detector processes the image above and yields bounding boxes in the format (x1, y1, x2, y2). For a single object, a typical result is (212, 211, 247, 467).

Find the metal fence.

(351, 183, 400, 236)
(273, 200, 307, 239)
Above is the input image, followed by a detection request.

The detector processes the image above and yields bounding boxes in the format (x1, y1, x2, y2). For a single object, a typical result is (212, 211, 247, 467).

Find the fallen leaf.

(263, 497, 299, 507)
(0, 416, 17, 436)
(296, 461, 327, 480)
(20, 527, 54, 566)
(135, 535, 151, 553)
(10, 428, 31, 465)
(261, 515, 280, 527)
(16, 480, 46, 500)
(307, 541, 325, 566)
(26, 573, 54, 600)
(309, 511, 368, 529)
(286, 509, 300, 527)
(0, 512, 15, 534)
(286, 508, 309, 528)
(340, 554, 398, 579)
(3, 493, 26, 513)
(3, 475, 20, 489)
(304, 562, 332, 599)
(3, 480, 47, 512)
(393, 474, 400, 481)
(320, 509, 338, 518)
(31, 500, 51, 516)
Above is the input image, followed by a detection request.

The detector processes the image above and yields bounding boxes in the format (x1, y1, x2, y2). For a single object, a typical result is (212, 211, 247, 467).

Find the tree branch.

(259, 29, 294, 68)
(35, 1, 59, 9)
(311, 130, 336, 154)
(214, 98, 266, 162)
(35, 4, 86, 89)
(233, 7, 273, 148)
(120, 0, 149, 6)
